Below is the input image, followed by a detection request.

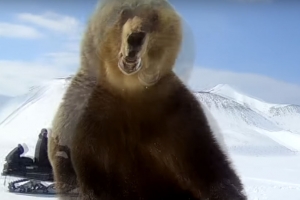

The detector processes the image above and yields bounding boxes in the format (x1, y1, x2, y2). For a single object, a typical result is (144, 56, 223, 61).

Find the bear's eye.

(119, 8, 132, 26)
(151, 13, 159, 23)
(147, 12, 159, 32)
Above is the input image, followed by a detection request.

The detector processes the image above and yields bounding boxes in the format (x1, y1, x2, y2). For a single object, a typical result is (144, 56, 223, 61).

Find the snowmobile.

(1, 128, 56, 195)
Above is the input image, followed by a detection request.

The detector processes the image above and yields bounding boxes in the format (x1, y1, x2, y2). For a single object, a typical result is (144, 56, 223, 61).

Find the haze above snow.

(0, 78, 300, 200)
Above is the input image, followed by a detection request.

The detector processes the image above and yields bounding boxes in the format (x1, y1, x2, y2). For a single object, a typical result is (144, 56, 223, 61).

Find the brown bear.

(48, 0, 247, 199)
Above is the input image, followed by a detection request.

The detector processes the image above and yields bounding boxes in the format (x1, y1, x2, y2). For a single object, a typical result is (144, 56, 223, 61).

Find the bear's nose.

(127, 31, 146, 58)
(128, 31, 146, 47)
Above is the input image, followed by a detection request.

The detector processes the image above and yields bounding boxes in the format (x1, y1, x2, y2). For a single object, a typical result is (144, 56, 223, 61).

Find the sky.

(0, 0, 299, 105)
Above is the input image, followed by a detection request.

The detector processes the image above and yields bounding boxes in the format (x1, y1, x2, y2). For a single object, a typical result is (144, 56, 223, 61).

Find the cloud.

(0, 11, 83, 40)
(187, 67, 300, 105)
(0, 11, 84, 97)
(0, 55, 77, 96)
(17, 12, 83, 36)
(0, 22, 43, 39)
(42, 52, 80, 67)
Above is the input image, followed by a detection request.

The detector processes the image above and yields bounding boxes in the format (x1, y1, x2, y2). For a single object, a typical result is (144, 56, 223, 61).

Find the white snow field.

(0, 78, 300, 199)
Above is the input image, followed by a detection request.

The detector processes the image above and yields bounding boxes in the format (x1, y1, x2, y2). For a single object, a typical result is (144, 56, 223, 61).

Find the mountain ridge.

(205, 84, 300, 134)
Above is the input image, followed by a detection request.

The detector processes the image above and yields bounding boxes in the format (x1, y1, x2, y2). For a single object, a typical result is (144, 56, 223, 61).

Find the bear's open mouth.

(118, 31, 146, 75)
(118, 55, 142, 75)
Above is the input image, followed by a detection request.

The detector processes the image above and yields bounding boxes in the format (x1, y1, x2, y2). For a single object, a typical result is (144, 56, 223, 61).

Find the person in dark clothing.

(34, 128, 52, 169)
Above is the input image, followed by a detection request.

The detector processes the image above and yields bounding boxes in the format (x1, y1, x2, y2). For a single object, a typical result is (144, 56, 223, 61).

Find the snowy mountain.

(196, 84, 300, 155)
(206, 84, 300, 135)
(0, 78, 300, 199)
(268, 105, 300, 134)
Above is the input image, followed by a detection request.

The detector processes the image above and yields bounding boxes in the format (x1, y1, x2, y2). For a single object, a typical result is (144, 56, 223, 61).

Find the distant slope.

(196, 92, 300, 155)
(0, 78, 70, 158)
(208, 84, 300, 135)
(269, 105, 300, 134)
(206, 84, 280, 113)
(195, 92, 280, 131)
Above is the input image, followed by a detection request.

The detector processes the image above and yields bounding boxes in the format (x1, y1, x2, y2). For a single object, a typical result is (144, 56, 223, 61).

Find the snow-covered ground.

(0, 78, 300, 199)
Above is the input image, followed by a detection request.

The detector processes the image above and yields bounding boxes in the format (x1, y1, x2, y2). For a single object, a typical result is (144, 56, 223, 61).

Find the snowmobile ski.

(6, 178, 56, 195)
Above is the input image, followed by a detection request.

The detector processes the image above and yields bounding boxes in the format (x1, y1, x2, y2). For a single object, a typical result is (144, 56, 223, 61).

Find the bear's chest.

(107, 101, 170, 144)
(78, 90, 180, 160)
